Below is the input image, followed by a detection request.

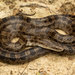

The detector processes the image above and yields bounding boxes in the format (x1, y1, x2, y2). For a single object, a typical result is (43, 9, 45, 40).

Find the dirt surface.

(0, 0, 75, 75)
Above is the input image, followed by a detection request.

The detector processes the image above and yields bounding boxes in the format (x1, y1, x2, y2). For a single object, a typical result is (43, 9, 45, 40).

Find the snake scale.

(0, 14, 75, 63)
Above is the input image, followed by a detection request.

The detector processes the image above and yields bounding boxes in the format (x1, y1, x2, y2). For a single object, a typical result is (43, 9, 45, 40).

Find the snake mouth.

(50, 47, 63, 52)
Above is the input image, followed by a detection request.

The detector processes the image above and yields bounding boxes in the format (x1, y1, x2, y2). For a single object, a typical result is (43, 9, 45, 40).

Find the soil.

(0, 0, 75, 75)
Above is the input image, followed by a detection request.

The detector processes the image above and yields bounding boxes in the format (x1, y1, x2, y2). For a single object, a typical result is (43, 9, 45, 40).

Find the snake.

(0, 14, 75, 63)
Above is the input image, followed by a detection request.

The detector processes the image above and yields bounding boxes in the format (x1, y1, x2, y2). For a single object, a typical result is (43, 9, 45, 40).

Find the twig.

(20, 63, 29, 75)
(20, 4, 47, 8)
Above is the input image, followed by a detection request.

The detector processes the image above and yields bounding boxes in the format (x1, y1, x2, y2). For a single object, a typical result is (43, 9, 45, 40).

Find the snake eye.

(11, 37, 19, 43)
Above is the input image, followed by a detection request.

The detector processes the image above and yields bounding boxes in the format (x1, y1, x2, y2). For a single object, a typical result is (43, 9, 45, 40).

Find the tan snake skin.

(0, 14, 75, 63)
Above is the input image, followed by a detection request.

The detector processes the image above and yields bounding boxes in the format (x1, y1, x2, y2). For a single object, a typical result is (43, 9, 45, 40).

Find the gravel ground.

(0, 0, 75, 75)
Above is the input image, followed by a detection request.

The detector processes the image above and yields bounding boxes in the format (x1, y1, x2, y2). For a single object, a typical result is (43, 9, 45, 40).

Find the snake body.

(0, 14, 75, 63)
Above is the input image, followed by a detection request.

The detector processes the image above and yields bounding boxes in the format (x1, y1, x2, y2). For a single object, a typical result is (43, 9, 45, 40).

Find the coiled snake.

(0, 14, 75, 63)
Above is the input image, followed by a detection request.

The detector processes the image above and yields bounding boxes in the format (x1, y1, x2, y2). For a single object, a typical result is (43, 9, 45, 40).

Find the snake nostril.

(11, 37, 19, 43)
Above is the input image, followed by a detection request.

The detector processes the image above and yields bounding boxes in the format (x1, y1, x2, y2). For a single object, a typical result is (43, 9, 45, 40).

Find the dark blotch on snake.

(44, 20, 47, 23)
(20, 56, 26, 60)
(67, 46, 74, 53)
(50, 31, 56, 37)
(30, 48, 36, 55)
(26, 17, 31, 23)
(48, 17, 52, 22)
(2, 18, 8, 23)
(62, 17, 67, 21)
(20, 51, 26, 57)
(1, 51, 7, 56)
(71, 24, 75, 28)
(10, 53, 15, 58)
(10, 16, 16, 20)
(58, 35, 63, 41)
(18, 16, 24, 20)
